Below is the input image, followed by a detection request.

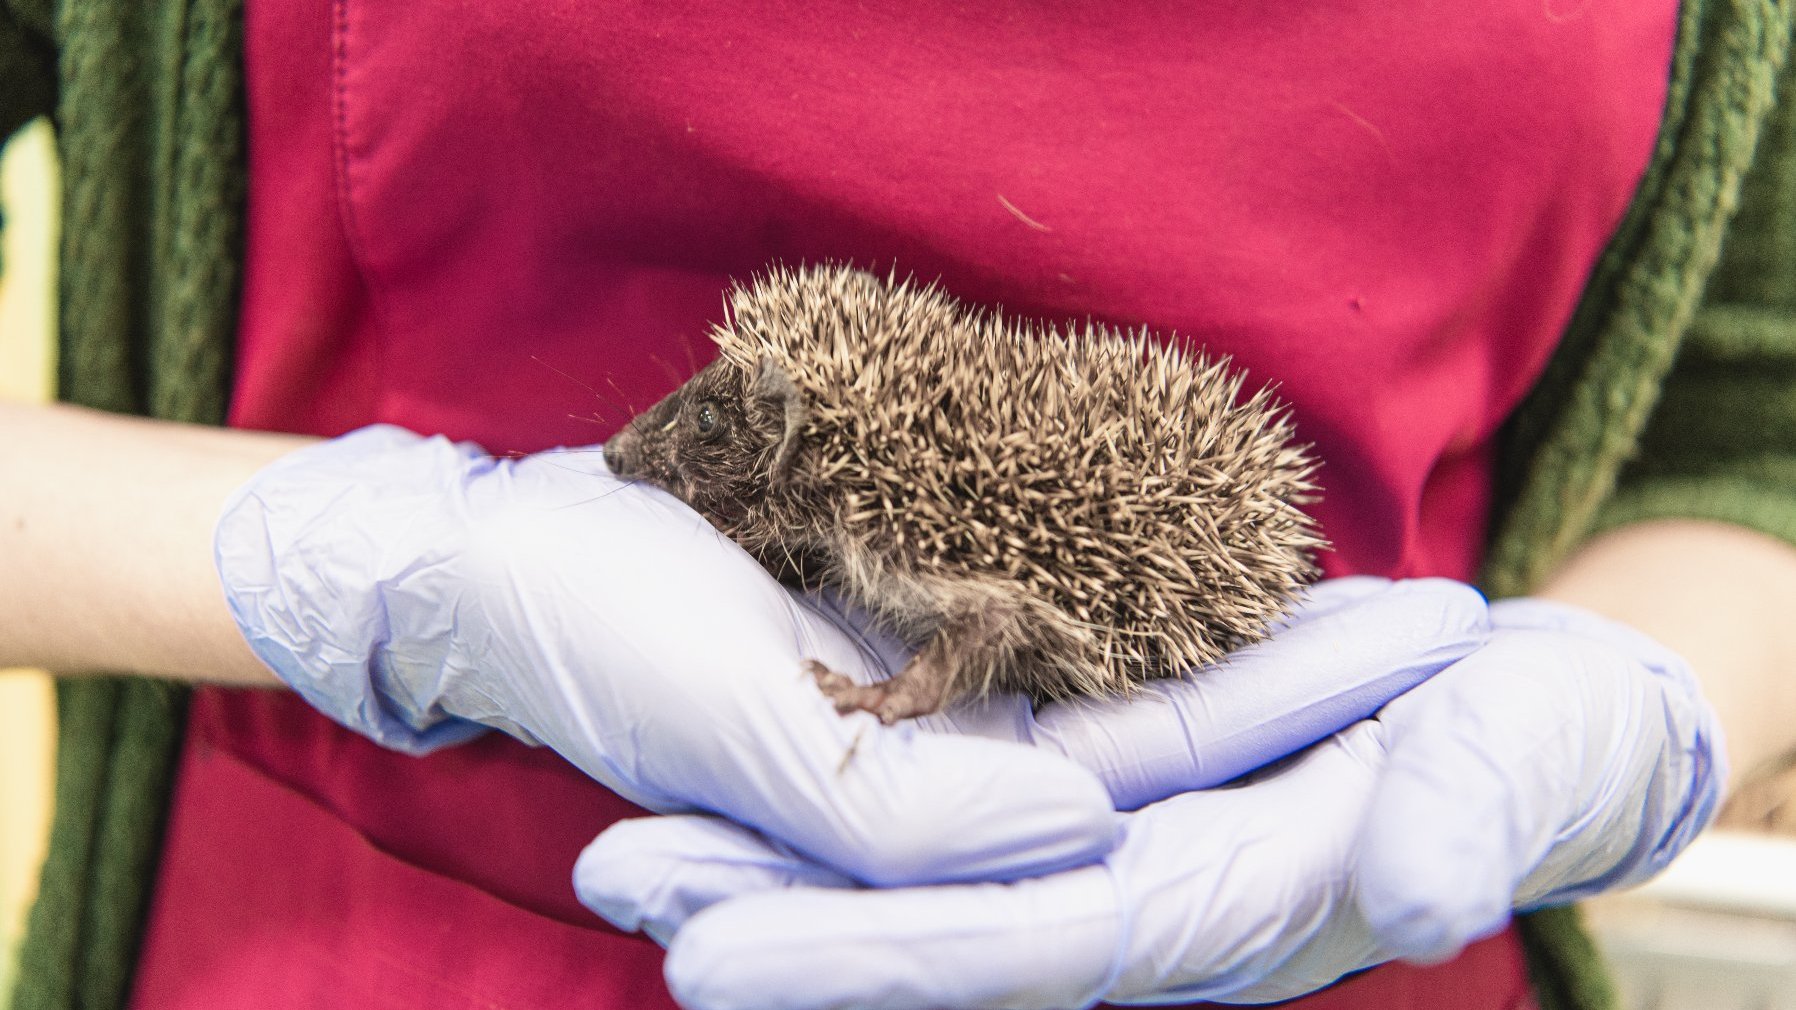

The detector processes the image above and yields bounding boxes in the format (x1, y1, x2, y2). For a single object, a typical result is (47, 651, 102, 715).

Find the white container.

(1584, 830, 1796, 1010)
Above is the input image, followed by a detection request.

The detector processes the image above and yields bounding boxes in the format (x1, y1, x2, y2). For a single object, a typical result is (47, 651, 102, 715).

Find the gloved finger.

(1486, 597, 1726, 902)
(574, 814, 855, 946)
(1352, 626, 1701, 962)
(644, 726, 1394, 1010)
(665, 866, 1120, 1010)
(1026, 578, 1488, 810)
(462, 473, 1119, 887)
(1265, 574, 1405, 630)
(224, 430, 1117, 886)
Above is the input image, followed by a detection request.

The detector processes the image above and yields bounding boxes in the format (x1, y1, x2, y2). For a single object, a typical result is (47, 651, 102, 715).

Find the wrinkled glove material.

(575, 586, 1725, 1010)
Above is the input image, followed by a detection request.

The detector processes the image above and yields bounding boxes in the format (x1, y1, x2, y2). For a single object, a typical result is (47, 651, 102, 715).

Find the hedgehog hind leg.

(809, 595, 1026, 724)
(806, 657, 955, 724)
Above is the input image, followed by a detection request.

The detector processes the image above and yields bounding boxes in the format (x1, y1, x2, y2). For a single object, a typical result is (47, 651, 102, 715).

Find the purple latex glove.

(216, 425, 1115, 886)
(218, 427, 1475, 898)
(576, 584, 1724, 1010)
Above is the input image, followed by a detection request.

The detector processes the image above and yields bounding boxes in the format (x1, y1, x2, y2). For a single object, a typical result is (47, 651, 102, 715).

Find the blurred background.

(4, 113, 1796, 1008)
(0, 118, 59, 1006)
(1589, 757, 1796, 1009)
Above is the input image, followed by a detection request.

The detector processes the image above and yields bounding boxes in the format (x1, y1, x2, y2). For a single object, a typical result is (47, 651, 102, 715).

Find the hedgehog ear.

(752, 356, 807, 485)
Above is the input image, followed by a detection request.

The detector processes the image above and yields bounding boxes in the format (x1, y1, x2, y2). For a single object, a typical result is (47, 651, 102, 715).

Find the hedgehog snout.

(602, 434, 635, 477)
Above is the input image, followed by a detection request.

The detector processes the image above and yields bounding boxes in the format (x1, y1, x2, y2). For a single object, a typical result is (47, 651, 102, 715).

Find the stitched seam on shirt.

(330, 0, 390, 406)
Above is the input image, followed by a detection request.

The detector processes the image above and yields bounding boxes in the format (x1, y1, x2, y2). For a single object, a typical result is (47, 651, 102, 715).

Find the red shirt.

(131, 4, 1674, 1007)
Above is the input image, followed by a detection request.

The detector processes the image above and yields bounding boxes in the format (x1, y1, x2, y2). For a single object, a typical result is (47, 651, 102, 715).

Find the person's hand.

(214, 428, 1474, 893)
(575, 581, 1725, 1009)
(215, 424, 1120, 885)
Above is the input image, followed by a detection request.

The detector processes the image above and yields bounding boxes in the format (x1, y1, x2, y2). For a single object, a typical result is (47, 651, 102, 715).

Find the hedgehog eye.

(693, 401, 722, 437)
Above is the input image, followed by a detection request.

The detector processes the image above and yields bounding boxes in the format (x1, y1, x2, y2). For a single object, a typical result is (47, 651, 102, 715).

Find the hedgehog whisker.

(547, 479, 646, 510)
(648, 350, 685, 388)
(601, 374, 641, 416)
(531, 355, 633, 417)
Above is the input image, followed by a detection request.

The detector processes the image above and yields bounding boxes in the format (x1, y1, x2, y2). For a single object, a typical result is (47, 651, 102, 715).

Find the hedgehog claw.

(804, 659, 866, 713)
(804, 659, 855, 693)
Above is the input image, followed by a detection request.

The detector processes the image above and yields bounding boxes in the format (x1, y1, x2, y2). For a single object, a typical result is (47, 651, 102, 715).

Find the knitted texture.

(1517, 905, 1617, 1010)
(1591, 14, 1796, 551)
(4, 2, 243, 1010)
(1486, 0, 1792, 600)
(1, 2, 1791, 1009)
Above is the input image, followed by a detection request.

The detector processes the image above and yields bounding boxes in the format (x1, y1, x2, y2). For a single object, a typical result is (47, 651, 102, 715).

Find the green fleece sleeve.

(0, 0, 53, 144)
(1596, 60, 1796, 547)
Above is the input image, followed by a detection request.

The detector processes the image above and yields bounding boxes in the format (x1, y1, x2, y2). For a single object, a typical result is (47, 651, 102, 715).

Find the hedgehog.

(602, 264, 1325, 723)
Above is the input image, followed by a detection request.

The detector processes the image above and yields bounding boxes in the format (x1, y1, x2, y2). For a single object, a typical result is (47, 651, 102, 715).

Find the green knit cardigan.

(2, 2, 1793, 1009)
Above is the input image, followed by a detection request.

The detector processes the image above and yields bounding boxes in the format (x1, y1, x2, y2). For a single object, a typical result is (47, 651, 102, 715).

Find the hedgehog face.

(604, 356, 807, 526)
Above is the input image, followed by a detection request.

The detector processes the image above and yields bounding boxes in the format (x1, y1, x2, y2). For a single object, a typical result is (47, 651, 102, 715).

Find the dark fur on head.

(605, 264, 1325, 722)
(605, 357, 807, 532)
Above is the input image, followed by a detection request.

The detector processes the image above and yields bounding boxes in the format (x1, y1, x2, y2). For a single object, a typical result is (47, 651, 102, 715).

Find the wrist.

(0, 402, 307, 683)
(215, 424, 490, 752)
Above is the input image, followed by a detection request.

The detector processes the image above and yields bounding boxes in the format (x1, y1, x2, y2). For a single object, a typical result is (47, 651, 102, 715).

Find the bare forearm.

(1536, 519, 1796, 794)
(0, 401, 315, 684)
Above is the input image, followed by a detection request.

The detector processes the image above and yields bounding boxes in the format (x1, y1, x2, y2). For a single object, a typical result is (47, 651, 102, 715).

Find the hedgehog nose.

(603, 439, 632, 477)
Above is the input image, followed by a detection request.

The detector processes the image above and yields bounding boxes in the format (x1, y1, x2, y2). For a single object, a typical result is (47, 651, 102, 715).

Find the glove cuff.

(214, 424, 489, 754)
